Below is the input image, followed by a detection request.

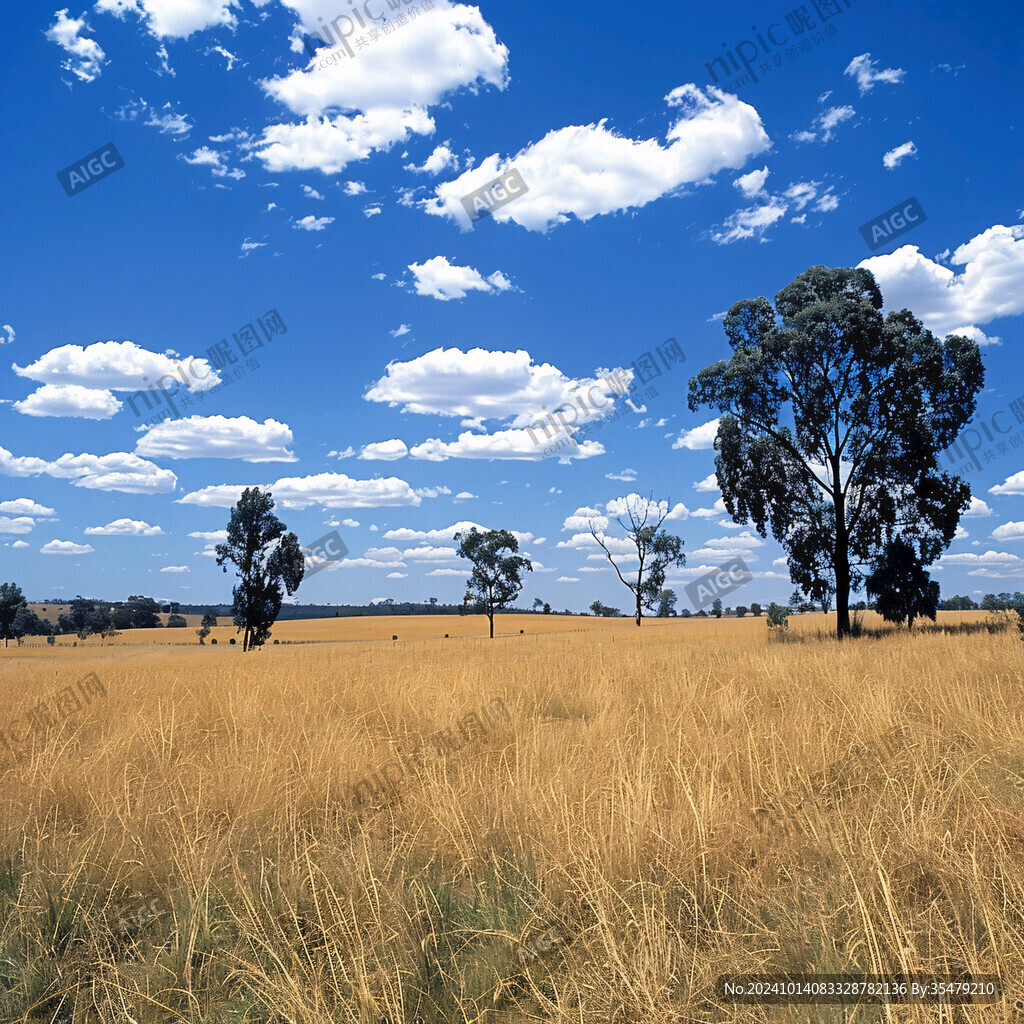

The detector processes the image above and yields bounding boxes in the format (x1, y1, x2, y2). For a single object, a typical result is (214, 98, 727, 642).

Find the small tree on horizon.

(711, 598, 723, 618)
(197, 612, 218, 645)
(215, 487, 305, 652)
(588, 494, 686, 627)
(766, 602, 789, 630)
(657, 589, 677, 617)
(455, 528, 532, 639)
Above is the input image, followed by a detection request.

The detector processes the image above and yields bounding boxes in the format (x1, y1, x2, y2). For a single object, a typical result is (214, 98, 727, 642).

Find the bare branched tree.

(589, 494, 685, 626)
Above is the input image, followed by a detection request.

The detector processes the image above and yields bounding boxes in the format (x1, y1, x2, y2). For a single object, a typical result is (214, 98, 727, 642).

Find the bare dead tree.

(589, 494, 686, 626)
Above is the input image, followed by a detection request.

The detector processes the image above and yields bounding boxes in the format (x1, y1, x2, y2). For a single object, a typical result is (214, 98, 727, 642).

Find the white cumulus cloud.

(0, 445, 177, 494)
(0, 498, 55, 517)
(84, 518, 164, 536)
(359, 439, 409, 461)
(990, 521, 1024, 541)
(13, 339, 218, 393)
(14, 383, 121, 419)
(406, 256, 513, 300)
(251, 3, 508, 174)
(673, 419, 720, 450)
(0, 517, 35, 535)
(135, 415, 297, 462)
(94, 0, 239, 39)
(41, 539, 94, 555)
(178, 473, 423, 509)
(294, 214, 334, 231)
(860, 225, 1024, 339)
(990, 471, 1024, 497)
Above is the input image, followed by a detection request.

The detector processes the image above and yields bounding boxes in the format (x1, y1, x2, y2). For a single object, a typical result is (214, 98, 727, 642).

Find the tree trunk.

(833, 457, 851, 640)
(835, 563, 850, 639)
(488, 608, 494, 638)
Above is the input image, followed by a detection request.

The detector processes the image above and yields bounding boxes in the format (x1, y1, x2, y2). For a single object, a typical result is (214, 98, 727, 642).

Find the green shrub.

(766, 602, 789, 630)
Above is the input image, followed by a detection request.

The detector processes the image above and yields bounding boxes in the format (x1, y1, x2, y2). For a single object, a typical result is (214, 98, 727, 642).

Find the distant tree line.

(0, 589, 225, 645)
(164, 600, 566, 619)
(939, 592, 1024, 611)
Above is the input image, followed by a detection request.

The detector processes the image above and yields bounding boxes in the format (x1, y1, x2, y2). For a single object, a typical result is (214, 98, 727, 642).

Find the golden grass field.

(1, 612, 1023, 1024)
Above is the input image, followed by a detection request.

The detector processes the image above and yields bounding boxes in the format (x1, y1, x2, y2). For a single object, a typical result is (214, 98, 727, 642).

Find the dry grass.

(10, 610, 998, 649)
(1, 614, 1023, 1024)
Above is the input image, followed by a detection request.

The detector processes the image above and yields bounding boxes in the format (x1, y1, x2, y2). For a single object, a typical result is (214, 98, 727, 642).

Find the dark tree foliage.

(766, 603, 789, 629)
(866, 537, 940, 629)
(939, 594, 978, 610)
(215, 488, 305, 652)
(0, 582, 27, 647)
(196, 611, 218, 644)
(657, 589, 677, 617)
(688, 265, 984, 638)
(12, 606, 50, 643)
(111, 595, 162, 630)
(455, 527, 532, 638)
(55, 596, 116, 640)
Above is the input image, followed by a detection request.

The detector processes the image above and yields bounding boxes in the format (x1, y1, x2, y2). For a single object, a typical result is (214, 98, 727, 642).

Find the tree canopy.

(215, 487, 305, 651)
(866, 536, 940, 629)
(455, 528, 532, 638)
(688, 265, 983, 638)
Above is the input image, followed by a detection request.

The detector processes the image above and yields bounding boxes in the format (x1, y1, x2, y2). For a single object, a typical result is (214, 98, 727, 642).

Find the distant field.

(12, 608, 996, 647)
(2, 611, 1021, 1022)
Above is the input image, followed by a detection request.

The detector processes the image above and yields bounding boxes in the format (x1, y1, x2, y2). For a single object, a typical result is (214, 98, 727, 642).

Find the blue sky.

(1, 0, 1022, 611)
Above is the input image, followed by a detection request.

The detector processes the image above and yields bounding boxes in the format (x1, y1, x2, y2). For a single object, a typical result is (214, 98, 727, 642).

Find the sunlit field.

(2, 614, 1023, 1024)
(10, 608, 997, 646)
